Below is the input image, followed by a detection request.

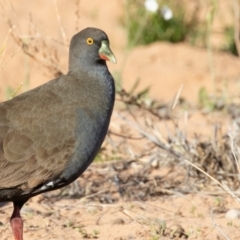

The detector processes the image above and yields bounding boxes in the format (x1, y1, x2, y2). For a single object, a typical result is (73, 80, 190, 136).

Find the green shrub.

(125, 0, 200, 47)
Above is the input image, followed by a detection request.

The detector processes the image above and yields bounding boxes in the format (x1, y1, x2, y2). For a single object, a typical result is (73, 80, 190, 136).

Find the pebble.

(225, 209, 240, 219)
(112, 218, 125, 225)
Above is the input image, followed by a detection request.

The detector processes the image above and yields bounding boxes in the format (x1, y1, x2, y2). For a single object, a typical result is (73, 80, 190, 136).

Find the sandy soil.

(0, 1, 240, 239)
(1, 194, 239, 240)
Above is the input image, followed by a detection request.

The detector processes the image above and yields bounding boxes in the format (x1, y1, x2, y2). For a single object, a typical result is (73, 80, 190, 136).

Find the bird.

(0, 27, 116, 240)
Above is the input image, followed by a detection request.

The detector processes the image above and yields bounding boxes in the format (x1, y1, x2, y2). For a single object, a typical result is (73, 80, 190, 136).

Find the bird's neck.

(68, 65, 115, 111)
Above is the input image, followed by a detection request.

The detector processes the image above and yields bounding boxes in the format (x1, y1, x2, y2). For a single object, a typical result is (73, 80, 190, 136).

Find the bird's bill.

(99, 40, 117, 64)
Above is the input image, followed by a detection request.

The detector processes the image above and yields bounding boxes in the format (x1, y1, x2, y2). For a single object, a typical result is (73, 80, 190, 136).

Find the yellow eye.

(86, 38, 94, 45)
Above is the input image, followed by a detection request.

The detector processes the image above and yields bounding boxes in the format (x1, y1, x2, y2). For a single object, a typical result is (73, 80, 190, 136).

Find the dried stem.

(52, 0, 67, 45)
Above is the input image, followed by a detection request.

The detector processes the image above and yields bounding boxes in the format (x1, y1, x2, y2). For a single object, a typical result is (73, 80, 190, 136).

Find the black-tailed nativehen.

(0, 27, 116, 240)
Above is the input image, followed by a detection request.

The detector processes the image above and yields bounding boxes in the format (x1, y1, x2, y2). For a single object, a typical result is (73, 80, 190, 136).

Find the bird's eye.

(86, 38, 94, 45)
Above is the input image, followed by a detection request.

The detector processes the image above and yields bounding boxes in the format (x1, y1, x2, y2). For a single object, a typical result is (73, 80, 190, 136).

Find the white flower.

(161, 5, 173, 20)
(144, 0, 159, 13)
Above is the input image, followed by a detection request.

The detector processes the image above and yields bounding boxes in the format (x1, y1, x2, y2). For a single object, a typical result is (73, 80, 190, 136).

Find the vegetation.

(124, 0, 201, 47)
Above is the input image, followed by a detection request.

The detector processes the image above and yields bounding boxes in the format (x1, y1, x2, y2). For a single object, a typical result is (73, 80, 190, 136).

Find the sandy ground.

(1, 194, 239, 240)
(0, 1, 240, 239)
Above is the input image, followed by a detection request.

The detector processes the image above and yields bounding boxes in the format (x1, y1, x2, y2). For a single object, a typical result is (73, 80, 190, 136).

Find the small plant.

(92, 229, 100, 238)
(149, 219, 167, 239)
(78, 227, 89, 239)
(93, 153, 104, 163)
(223, 26, 238, 56)
(64, 220, 74, 228)
(5, 83, 23, 100)
(198, 87, 215, 111)
(77, 226, 100, 239)
(214, 197, 222, 207)
(198, 87, 226, 112)
(190, 206, 197, 217)
(227, 221, 233, 226)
